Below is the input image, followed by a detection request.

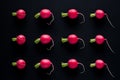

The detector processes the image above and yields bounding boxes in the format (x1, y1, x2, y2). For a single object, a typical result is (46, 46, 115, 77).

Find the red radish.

(12, 9, 26, 20)
(12, 59, 26, 70)
(12, 34, 26, 45)
(34, 59, 54, 75)
(34, 34, 54, 50)
(34, 9, 54, 25)
(90, 9, 115, 28)
(61, 59, 85, 73)
(61, 34, 85, 49)
(90, 34, 114, 53)
(61, 9, 85, 23)
(90, 59, 115, 77)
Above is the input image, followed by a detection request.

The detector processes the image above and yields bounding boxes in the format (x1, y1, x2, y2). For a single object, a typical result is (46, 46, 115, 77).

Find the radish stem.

(90, 63, 96, 68)
(34, 38, 40, 44)
(34, 13, 40, 19)
(12, 38, 17, 42)
(61, 38, 68, 43)
(34, 63, 40, 69)
(12, 62, 16, 66)
(61, 12, 68, 17)
(90, 39, 95, 43)
(90, 13, 95, 18)
(12, 12, 17, 16)
(61, 62, 68, 68)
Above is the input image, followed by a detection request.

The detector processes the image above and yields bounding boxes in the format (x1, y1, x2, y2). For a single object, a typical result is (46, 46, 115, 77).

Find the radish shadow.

(34, 41, 53, 53)
(35, 65, 53, 78)
(12, 17, 27, 26)
(62, 67, 82, 77)
(34, 16, 53, 26)
(12, 67, 26, 80)
(91, 17, 106, 27)
(90, 42, 105, 53)
(91, 67, 105, 77)
(61, 41, 84, 53)
(11, 41, 27, 54)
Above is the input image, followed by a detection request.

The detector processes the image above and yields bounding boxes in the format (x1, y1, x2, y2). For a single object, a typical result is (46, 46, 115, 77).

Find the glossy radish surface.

(34, 59, 52, 69)
(95, 35, 105, 45)
(12, 34, 26, 45)
(68, 9, 78, 19)
(90, 59, 105, 69)
(68, 34, 79, 44)
(34, 34, 51, 45)
(34, 9, 51, 19)
(61, 59, 85, 73)
(68, 59, 78, 69)
(40, 59, 52, 69)
(90, 35, 105, 45)
(61, 34, 78, 45)
(95, 9, 105, 19)
(61, 9, 78, 19)
(12, 9, 26, 20)
(90, 9, 105, 19)
(40, 34, 51, 44)
(95, 59, 105, 69)
(40, 9, 51, 19)
(12, 59, 26, 70)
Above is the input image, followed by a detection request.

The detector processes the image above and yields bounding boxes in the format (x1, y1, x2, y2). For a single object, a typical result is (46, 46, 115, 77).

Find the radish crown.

(90, 39, 96, 43)
(90, 63, 96, 68)
(61, 12, 68, 18)
(34, 38, 40, 44)
(34, 63, 40, 69)
(61, 38, 68, 43)
(12, 62, 17, 66)
(61, 62, 68, 68)
(12, 12, 17, 16)
(90, 13, 95, 18)
(12, 38, 17, 42)
(34, 13, 40, 19)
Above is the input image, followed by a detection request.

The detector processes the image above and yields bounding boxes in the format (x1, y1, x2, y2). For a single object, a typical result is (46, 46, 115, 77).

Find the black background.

(0, 0, 120, 80)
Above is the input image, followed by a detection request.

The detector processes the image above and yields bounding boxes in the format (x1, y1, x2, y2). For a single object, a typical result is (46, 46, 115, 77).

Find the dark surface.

(0, 0, 120, 80)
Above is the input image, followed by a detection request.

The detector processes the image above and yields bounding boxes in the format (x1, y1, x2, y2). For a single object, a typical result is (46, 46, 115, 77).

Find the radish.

(61, 59, 85, 73)
(12, 59, 26, 70)
(61, 9, 85, 24)
(34, 9, 54, 25)
(61, 34, 85, 49)
(34, 34, 54, 50)
(34, 59, 54, 75)
(12, 9, 26, 20)
(90, 34, 114, 53)
(90, 9, 115, 28)
(12, 34, 26, 45)
(90, 59, 115, 77)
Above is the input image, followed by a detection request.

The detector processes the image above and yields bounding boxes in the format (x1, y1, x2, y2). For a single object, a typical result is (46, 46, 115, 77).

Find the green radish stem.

(61, 38, 68, 43)
(12, 62, 17, 66)
(12, 12, 17, 16)
(34, 63, 40, 69)
(12, 38, 17, 42)
(61, 12, 68, 18)
(34, 38, 40, 44)
(90, 13, 95, 18)
(34, 13, 40, 19)
(90, 63, 96, 68)
(61, 62, 68, 68)
(90, 39, 96, 43)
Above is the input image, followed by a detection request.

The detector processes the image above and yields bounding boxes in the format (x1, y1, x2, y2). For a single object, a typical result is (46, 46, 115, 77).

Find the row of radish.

(12, 34, 115, 53)
(12, 58, 115, 77)
(12, 9, 116, 28)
